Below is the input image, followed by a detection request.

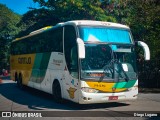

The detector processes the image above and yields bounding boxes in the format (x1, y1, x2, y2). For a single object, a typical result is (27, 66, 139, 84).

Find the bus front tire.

(52, 81, 63, 103)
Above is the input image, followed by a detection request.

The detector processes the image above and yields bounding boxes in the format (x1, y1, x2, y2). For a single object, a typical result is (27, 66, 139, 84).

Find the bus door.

(64, 25, 79, 102)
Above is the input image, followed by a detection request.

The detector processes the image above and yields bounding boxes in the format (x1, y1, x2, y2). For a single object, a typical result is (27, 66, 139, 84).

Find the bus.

(10, 20, 150, 104)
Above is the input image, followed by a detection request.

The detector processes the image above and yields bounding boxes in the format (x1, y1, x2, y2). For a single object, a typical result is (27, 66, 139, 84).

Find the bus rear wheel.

(17, 75, 23, 89)
(52, 81, 63, 103)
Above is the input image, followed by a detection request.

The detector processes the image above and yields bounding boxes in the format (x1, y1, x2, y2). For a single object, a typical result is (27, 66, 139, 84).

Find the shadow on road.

(0, 81, 130, 111)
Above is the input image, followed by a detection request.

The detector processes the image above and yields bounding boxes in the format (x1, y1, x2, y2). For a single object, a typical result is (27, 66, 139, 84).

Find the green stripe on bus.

(31, 52, 51, 83)
(113, 80, 137, 89)
(113, 82, 126, 88)
(40, 52, 51, 69)
(124, 80, 137, 88)
(33, 53, 43, 69)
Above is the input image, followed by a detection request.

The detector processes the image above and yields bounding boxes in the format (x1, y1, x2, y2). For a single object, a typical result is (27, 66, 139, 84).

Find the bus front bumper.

(78, 90, 138, 104)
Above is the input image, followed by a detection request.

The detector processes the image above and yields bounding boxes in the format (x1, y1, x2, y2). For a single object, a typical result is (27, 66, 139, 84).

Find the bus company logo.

(18, 57, 31, 64)
(67, 87, 77, 99)
(52, 59, 63, 66)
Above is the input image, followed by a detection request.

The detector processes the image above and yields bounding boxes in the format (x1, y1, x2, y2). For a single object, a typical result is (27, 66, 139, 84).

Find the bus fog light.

(83, 97, 87, 100)
(82, 97, 92, 101)
(81, 87, 99, 93)
(88, 98, 92, 100)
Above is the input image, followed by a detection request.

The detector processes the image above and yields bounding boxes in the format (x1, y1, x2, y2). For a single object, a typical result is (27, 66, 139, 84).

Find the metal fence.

(138, 59, 160, 88)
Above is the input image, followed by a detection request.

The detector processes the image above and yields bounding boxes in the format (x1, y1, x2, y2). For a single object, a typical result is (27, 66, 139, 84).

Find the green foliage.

(17, 8, 60, 37)
(0, 37, 9, 70)
(17, 0, 117, 37)
(130, 0, 160, 59)
(0, 4, 21, 70)
(0, 4, 21, 37)
(102, 0, 160, 59)
(33, 0, 117, 21)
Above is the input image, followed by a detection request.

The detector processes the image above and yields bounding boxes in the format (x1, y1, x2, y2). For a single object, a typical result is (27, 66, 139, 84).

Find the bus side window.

(70, 46, 78, 78)
(45, 27, 63, 53)
(71, 46, 78, 70)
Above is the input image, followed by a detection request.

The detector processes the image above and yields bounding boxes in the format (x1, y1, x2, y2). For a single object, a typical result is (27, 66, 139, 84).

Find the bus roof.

(13, 26, 54, 42)
(13, 20, 129, 42)
(58, 20, 130, 29)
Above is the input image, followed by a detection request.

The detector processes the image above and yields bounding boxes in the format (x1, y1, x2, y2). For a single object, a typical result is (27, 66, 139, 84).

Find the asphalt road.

(0, 78, 160, 120)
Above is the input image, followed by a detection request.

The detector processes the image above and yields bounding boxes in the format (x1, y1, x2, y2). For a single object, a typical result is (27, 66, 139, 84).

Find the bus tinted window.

(46, 27, 63, 52)
(11, 27, 63, 55)
(79, 26, 132, 44)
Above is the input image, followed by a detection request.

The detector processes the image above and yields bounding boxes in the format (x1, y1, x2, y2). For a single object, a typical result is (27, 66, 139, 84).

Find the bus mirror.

(77, 38, 85, 58)
(136, 41, 150, 60)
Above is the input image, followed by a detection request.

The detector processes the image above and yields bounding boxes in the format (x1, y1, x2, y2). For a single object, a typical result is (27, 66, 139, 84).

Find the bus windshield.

(78, 26, 132, 44)
(80, 43, 137, 82)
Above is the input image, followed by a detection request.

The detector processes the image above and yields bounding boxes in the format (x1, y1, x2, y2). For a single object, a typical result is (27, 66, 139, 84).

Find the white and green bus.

(10, 20, 150, 104)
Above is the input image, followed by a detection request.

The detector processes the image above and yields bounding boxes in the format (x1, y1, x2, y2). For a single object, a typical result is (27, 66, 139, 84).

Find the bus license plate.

(108, 96, 118, 100)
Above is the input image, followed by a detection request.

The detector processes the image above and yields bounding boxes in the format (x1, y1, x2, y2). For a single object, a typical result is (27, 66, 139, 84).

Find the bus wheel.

(52, 81, 63, 103)
(17, 75, 23, 89)
(15, 73, 18, 81)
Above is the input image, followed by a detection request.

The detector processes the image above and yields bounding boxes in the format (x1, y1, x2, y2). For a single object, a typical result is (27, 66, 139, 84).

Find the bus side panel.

(10, 52, 80, 103)
(42, 52, 79, 103)
(63, 70, 79, 103)
(29, 52, 51, 90)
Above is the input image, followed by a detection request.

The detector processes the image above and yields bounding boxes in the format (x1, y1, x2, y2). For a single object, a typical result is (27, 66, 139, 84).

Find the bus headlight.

(81, 87, 99, 93)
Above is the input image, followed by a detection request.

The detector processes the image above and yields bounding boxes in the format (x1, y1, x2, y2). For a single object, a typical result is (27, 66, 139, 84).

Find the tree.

(33, 0, 116, 21)
(16, 8, 60, 37)
(17, 0, 116, 37)
(0, 4, 21, 38)
(0, 4, 21, 71)
(101, 0, 160, 59)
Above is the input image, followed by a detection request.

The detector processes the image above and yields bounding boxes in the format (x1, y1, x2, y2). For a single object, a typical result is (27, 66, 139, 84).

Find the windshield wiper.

(99, 59, 130, 82)
(99, 59, 115, 82)
(99, 66, 112, 82)
(116, 63, 129, 82)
